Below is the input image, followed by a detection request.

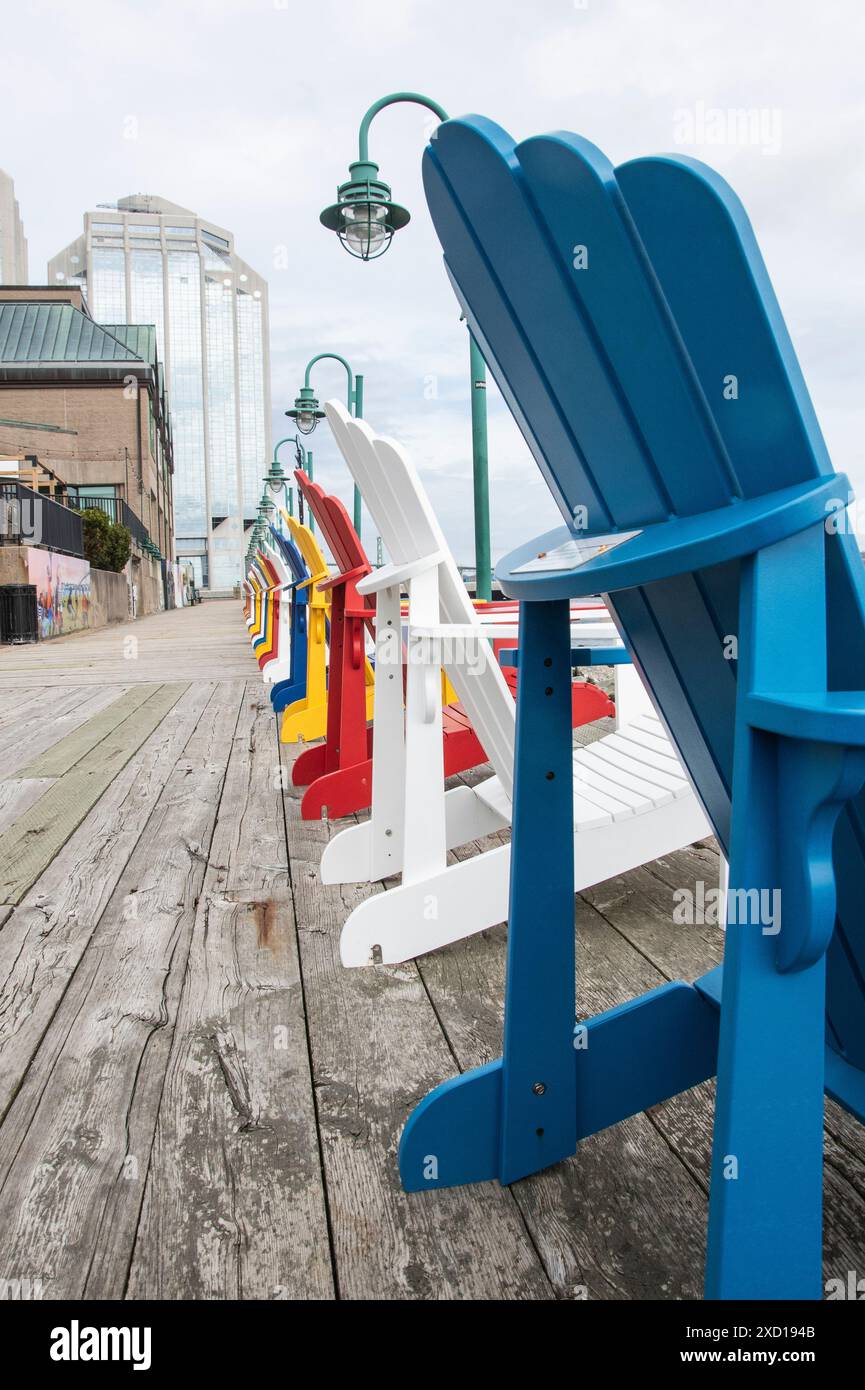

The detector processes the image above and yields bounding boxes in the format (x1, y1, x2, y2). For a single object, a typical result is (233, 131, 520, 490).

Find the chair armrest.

(496, 476, 846, 601)
(357, 551, 445, 596)
(746, 692, 865, 745)
(296, 572, 328, 592)
(317, 562, 370, 593)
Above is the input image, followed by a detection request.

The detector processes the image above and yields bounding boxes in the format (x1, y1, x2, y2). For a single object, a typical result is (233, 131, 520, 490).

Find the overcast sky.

(5, 0, 864, 564)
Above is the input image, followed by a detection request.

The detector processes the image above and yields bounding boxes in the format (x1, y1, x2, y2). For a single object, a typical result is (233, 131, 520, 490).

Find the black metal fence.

(119, 499, 150, 551)
(65, 491, 151, 552)
(66, 492, 122, 526)
(0, 482, 84, 558)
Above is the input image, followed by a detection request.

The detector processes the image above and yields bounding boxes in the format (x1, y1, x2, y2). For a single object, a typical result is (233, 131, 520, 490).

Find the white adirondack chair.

(322, 400, 713, 966)
(248, 541, 295, 687)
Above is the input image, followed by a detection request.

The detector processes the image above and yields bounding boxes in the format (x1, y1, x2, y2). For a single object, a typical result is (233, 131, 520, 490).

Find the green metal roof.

(100, 323, 157, 365)
(0, 303, 146, 364)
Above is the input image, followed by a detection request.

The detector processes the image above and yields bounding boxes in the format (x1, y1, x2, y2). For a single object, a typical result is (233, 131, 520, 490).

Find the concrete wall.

(128, 554, 163, 618)
(90, 567, 129, 627)
(0, 548, 28, 584)
(0, 546, 163, 635)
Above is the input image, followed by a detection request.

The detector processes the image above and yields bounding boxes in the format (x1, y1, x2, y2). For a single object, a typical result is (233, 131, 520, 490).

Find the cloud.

(5, 0, 863, 563)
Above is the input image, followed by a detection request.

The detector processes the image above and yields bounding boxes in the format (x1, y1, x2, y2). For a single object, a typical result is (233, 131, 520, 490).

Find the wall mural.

(26, 549, 91, 639)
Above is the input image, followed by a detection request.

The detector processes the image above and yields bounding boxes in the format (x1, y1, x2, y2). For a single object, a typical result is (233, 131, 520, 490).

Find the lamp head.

(266, 457, 287, 494)
(285, 386, 325, 435)
(320, 160, 410, 261)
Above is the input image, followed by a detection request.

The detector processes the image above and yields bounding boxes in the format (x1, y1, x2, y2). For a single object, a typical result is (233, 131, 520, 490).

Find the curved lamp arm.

(304, 351, 355, 407)
(273, 436, 298, 462)
(358, 93, 450, 163)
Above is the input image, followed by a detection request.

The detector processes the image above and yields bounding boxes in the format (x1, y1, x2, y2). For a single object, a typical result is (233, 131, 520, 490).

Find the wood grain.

(278, 743, 553, 1302)
(127, 686, 334, 1300)
(0, 682, 215, 1124)
(0, 683, 188, 903)
(0, 682, 242, 1298)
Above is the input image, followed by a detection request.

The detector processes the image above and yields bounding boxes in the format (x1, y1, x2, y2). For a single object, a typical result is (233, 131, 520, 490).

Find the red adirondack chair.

(292, 469, 614, 820)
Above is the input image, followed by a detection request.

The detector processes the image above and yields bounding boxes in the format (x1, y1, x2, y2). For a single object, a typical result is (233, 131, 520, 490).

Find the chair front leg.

(369, 583, 406, 881)
(402, 567, 446, 887)
(499, 597, 577, 1184)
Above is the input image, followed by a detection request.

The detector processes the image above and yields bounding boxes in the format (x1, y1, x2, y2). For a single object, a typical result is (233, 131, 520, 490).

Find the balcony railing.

(119, 499, 151, 552)
(65, 492, 160, 558)
(66, 493, 122, 526)
(0, 482, 84, 558)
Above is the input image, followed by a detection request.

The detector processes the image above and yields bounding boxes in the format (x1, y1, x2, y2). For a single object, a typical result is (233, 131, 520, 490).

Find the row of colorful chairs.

(244, 469, 621, 822)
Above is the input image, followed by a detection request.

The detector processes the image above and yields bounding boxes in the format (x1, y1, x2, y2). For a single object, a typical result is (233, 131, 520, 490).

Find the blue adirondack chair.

(267, 525, 312, 714)
(398, 115, 865, 1301)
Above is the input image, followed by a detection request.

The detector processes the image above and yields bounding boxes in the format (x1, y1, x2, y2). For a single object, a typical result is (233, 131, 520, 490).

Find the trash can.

(0, 584, 39, 644)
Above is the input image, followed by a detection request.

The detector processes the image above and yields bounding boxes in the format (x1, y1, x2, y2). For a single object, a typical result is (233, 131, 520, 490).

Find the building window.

(204, 271, 237, 524)
(129, 247, 166, 360)
(91, 247, 127, 319)
(237, 291, 266, 518)
(167, 251, 206, 539)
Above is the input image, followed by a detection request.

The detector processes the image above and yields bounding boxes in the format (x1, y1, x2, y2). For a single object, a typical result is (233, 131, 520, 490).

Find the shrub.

(78, 507, 132, 573)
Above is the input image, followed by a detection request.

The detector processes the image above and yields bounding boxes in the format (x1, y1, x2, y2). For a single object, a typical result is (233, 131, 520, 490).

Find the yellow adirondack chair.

(280, 514, 375, 744)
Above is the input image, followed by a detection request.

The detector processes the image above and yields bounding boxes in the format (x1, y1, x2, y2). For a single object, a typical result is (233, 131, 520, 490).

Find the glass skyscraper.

(48, 195, 270, 590)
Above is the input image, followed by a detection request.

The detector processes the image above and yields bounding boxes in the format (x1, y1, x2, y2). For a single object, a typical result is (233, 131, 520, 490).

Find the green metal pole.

(469, 334, 491, 600)
(353, 373, 364, 536)
(307, 452, 314, 534)
(358, 93, 449, 163)
(302, 352, 363, 536)
(353, 97, 493, 594)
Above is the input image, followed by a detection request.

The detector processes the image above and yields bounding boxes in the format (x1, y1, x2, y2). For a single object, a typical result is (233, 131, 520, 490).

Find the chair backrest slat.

(423, 115, 865, 1064)
(295, 470, 369, 579)
(326, 400, 517, 795)
(269, 526, 308, 585)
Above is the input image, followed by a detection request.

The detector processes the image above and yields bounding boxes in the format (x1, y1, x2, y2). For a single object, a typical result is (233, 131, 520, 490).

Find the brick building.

(0, 286, 175, 614)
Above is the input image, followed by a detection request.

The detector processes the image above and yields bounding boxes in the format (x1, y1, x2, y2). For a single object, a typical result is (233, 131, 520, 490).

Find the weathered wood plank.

(0, 684, 131, 781)
(0, 685, 115, 772)
(15, 684, 156, 779)
(0, 682, 188, 904)
(0, 681, 216, 1124)
(126, 685, 333, 1301)
(0, 603, 256, 687)
(0, 778, 53, 837)
(0, 682, 243, 1299)
(0, 689, 50, 729)
(278, 742, 553, 1302)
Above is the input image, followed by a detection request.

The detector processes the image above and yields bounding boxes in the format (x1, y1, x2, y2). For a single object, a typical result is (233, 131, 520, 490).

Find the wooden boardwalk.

(0, 601, 862, 1300)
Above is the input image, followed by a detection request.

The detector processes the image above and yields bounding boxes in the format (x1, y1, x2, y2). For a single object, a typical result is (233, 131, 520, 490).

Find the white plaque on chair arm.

(512, 530, 642, 574)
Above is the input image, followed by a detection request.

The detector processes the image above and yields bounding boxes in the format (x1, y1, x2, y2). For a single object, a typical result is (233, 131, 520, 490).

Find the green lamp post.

(285, 353, 364, 535)
(267, 438, 301, 519)
(254, 489, 274, 556)
(320, 91, 492, 599)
